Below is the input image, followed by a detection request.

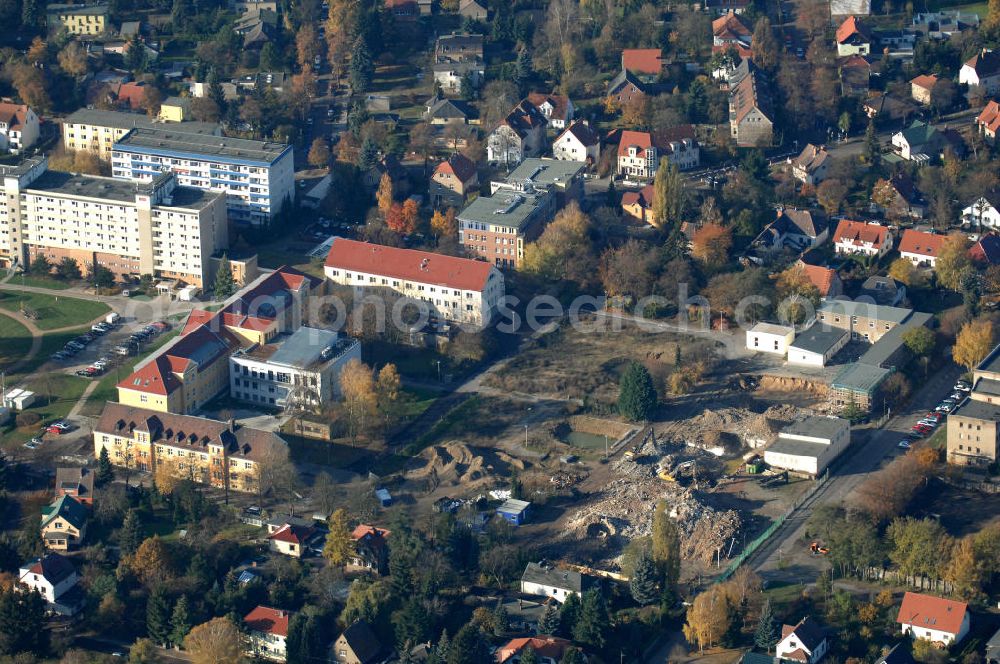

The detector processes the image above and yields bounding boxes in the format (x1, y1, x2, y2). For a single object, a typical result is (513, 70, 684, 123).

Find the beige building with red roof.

(898, 229, 945, 268)
(800, 264, 843, 298)
(430, 153, 479, 208)
(324, 237, 504, 326)
(269, 523, 315, 557)
(897, 592, 969, 646)
(621, 184, 656, 225)
(910, 74, 941, 105)
(617, 127, 700, 179)
(0, 103, 38, 153)
(832, 220, 893, 258)
(244, 606, 292, 661)
(977, 100, 1000, 143)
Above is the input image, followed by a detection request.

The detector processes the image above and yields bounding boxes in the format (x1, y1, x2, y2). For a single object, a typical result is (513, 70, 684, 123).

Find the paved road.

(748, 363, 962, 583)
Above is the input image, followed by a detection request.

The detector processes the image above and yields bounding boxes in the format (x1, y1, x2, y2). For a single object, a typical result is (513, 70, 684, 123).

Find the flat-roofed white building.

(764, 416, 850, 477)
(787, 326, 850, 367)
(746, 322, 795, 355)
(324, 237, 505, 327)
(62, 108, 221, 160)
(0, 156, 227, 286)
(229, 326, 361, 408)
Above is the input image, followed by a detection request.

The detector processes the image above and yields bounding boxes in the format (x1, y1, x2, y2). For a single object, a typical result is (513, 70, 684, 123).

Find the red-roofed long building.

(324, 237, 504, 326)
(977, 100, 1000, 143)
(898, 229, 945, 268)
(832, 220, 893, 258)
(897, 592, 970, 646)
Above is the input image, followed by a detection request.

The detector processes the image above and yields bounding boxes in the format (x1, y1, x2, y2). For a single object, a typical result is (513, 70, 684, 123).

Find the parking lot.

(49, 317, 172, 383)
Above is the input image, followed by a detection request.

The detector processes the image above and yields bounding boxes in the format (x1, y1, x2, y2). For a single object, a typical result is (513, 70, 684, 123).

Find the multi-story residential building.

(111, 127, 293, 226)
(963, 192, 1000, 229)
(458, 188, 551, 269)
(959, 49, 1000, 95)
(324, 237, 505, 325)
(244, 606, 291, 662)
(729, 64, 773, 146)
(487, 101, 547, 166)
(116, 267, 318, 414)
(616, 127, 700, 179)
(229, 327, 361, 408)
(552, 121, 600, 164)
(832, 219, 893, 258)
(491, 158, 586, 201)
(93, 402, 288, 493)
(815, 300, 914, 344)
(46, 3, 108, 34)
(0, 103, 39, 154)
(430, 153, 478, 208)
(945, 344, 1000, 466)
(40, 495, 87, 551)
(0, 156, 227, 285)
(835, 15, 872, 56)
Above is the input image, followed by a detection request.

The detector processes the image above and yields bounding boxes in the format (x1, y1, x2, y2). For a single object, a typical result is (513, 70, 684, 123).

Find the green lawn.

(0, 291, 110, 330)
(255, 247, 326, 278)
(13, 275, 72, 290)
(0, 315, 33, 374)
(943, 0, 988, 15)
(0, 374, 90, 448)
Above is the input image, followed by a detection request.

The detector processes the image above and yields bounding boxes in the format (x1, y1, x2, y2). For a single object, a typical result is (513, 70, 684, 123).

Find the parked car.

(954, 381, 971, 391)
(949, 391, 966, 401)
(898, 440, 911, 449)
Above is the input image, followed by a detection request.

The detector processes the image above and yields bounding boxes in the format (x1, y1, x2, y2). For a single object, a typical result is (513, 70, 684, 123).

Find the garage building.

(746, 322, 795, 356)
(787, 326, 849, 367)
(764, 416, 850, 477)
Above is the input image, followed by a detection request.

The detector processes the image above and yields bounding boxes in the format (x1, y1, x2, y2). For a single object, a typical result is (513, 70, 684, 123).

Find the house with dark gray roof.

(520, 562, 600, 603)
(332, 620, 383, 664)
(776, 616, 829, 663)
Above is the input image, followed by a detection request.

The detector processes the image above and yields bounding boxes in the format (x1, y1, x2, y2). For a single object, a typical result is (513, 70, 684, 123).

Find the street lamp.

(524, 424, 528, 448)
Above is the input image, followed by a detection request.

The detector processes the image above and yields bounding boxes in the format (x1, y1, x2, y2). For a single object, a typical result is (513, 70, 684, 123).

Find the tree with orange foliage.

(954, 319, 994, 371)
(690, 223, 732, 269)
(385, 203, 415, 235)
(401, 199, 420, 233)
(376, 173, 394, 216)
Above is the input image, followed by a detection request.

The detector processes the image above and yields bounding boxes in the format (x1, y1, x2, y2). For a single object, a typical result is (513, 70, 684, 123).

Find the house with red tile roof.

(487, 100, 548, 166)
(0, 102, 39, 152)
(729, 65, 773, 146)
(244, 606, 292, 661)
(496, 636, 575, 663)
(832, 220, 893, 258)
(898, 229, 945, 268)
(348, 524, 391, 575)
(775, 617, 829, 663)
(897, 592, 970, 646)
(114, 81, 149, 111)
(976, 100, 1000, 143)
(269, 523, 317, 558)
(838, 54, 872, 97)
(431, 153, 478, 208)
(324, 237, 504, 326)
(621, 184, 656, 226)
(800, 264, 844, 298)
(617, 126, 700, 179)
(621, 49, 663, 77)
(713, 12, 752, 57)
(525, 93, 574, 130)
(970, 232, 1000, 266)
(910, 74, 941, 105)
(835, 16, 872, 56)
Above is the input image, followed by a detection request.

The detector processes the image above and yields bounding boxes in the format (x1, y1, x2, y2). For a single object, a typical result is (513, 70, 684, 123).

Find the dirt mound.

(408, 442, 526, 486)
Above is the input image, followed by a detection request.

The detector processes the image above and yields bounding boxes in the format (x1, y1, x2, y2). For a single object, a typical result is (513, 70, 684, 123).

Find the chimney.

(228, 418, 236, 432)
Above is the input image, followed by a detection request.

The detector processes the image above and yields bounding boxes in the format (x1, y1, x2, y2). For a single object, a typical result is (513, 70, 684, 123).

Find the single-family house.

(891, 120, 944, 161)
(753, 208, 829, 254)
(879, 172, 926, 219)
(970, 233, 1000, 266)
(791, 144, 831, 185)
(746, 322, 795, 355)
(40, 495, 87, 551)
(268, 523, 316, 558)
(348, 524, 390, 576)
(959, 49, 1000, 95)
(18, 553, 81, 615)
(607, 69, 648, 106)
(802, 264, 844, 298)
(0, 103, 39, 153)
(520, 562, 600, 603)
(876, 643, 915, 664)
(863, 93, 919, 123)
(836, 16, 872, 56)
(910, 74, 941, 105)
(54, 467, 95, 506)
(860, 276, 906, 306)
(487, 100, 547, 166)
(896, 592, 970, 646)
(158, 96, 190, 122)
(424, 95, 477, 125)
(458, 0, 488, 20)
(430, 153, 478, 208)
(713, 12, 752, 57)
(962, 192, 1000, 229)
(496, 636, 575, 663)
(525, 93, 574, 130)
(552, 121, 600, 164)
(621, 49, 664, 79)
(113, 81, 148, 111)
(244, 606, 291, 661)
(775, 617, 830, 663)
(433, 33, 484, 94)
(617, 126, 700, 179)
(621, 184, 656, 225)
(977, 100, 1000, 143)
(839, 54, 872, 97)
(898, 229, 944, 268)
(832, 220, 893, 258)
(332, 620, 383, 664)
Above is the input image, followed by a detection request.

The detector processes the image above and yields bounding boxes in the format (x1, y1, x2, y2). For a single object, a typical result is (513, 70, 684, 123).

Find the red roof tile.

(833, 219, 890, 248)
(622, 49, 663, 75)
(801, 264, 839, 297)
(896, 592, 967, 636)
(836, 15, 871, 44)
(525, 93, 572, 122)
(978, 100, 1000, 134)
(0, 103, 33, 131)
(244, 606, 291, 637)
(325, 237, 495, 292)
(117, 355, 183, 395)
(182, 309, 214, 335)
(713, 11, 751, 40)
(435, 153, 477, 183)
(497, 636, 572, 662)
(898, 229, 945, 258)
(269, 523, 315, 544)
(911, 74, 940, 91)
(351, 524, 391, 540)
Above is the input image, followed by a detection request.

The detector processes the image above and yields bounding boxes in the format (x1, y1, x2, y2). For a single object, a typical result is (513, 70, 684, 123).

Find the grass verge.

(0, 315, 33, 374)
(0, 290, 110, 330)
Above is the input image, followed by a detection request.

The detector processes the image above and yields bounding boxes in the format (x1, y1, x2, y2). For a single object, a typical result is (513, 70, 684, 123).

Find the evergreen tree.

(126, 39, 148, 73)
(538, 603, 560, 635)
(754, 598, 778, 651)
(285, 613, 309, 664)
(447, 625, 489, 664)
(169, 595, 191, 647)
(119, 509, 144, 555)
(618, 361, 657, 421)
(629, 553, 659, 605)
(559, 649, 585, 664)
(357, 137, 378, 172)
(606, 179, 616, 208)
(29, 254, 51, 275)
(97, 446, 114, 485)
(21, 0, 42, 31)
(864, 120, 880, 167)
(435, 629, 450, 662)
(492, 603, 509, 636)
(393, 599, 430, 651)
(146, 586, 171, 646)
(349, 37, 373, 94)
(519, 646, 539, 664)
(559, 593, 581, 638)
(213, 254, 236, 299)
(0, 586, 48, 656)
(572, 589, 609, 650)
(515, 48, 533, 92)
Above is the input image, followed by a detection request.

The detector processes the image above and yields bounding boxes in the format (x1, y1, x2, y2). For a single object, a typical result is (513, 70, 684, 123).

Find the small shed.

(2, 388, 36, 411)
(375, 488, 392, 507)
(496, 498, 531, 526)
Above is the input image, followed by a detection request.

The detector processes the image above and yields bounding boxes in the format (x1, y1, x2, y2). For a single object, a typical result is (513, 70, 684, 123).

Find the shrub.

(15, 412, 41, 429)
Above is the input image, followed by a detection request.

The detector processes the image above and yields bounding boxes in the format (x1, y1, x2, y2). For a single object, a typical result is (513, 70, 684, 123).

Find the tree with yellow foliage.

(522, 202, 596, 288)
(322, 508, 354, 566)
(690, 223, 732, 270)
(887, 257, 920, 287)
(953, 319, 994, 371)
(185, 617, 244, 664)
(376, 173, 394, 217)
(683, 584, 733, 653)
(131, 536, 174, 588)
(340, 358, 377, 443)
(936, 234, 972, 291)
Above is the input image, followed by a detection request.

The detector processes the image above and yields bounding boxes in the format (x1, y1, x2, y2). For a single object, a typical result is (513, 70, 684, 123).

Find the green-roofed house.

(830, 363, 891, 412)
(891, 120, 943, 161)
(40, 495, 88, 551)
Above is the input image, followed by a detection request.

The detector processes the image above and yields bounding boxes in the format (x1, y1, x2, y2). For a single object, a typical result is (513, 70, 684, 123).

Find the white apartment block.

(62, 108, 221, 160)
(0, 156, 227, 287)
(111, 126, 294, 226)
(324, 237, 505, 327)
(229, 326, 361, 408)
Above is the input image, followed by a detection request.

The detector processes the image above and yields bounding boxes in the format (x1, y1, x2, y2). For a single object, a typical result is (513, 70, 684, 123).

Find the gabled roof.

(557, 120, 600, 148)
(622, 48, 663, 75)
(836, 15, 872, 43)
(41, 495, 87, 530)
(963, 49, 1000, 78)
(910, 73, 940, 91)
(877, 643, 915, 664)
(497, 636, 572, 662)
(339, 620, 382, 663)
(896, 592, 968, 635)
(115, 81, 147, 110)
(351, 524, 391, 541)
(20, 553, 77, 586)
(792, 144, 829, 175)
(775, 209, 825, 238)
(897, 120, 938, 148)
(0, 103, 34, 132)
(898, 229, 944, 258)
(244, 606, 291, 637)
(497, 100, 547, 137)
(434, 153, 477, 183)
(521, 562, 598, 594)
(971, 232, 1000, 265)
(780, 617, 826, 652)
(55, 467, 94, 500)
(977, 100, 1000, 134)
(730, 67, 773, 124)
(713, 11, 752, 40)
(833, 220, 890, 248)
(325, 237, 495, 291)
(801, 264, 840, 297)
(525, 93, 572, 122)
(889, 172, 922, 205)
(622, 184, 655, 210)
(269, 523, 315, 544)
(425, 96, 476, 121)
